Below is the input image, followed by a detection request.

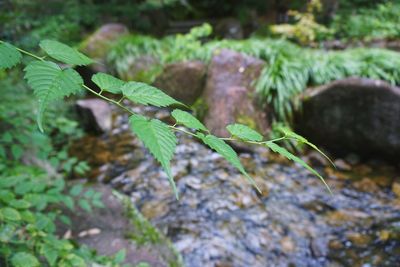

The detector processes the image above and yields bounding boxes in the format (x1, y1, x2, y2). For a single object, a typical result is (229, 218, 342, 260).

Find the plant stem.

(82, 85, 135, 115)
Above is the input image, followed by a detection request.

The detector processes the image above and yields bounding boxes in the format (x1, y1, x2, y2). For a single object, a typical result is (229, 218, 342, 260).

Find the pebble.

(392, 181, 400, 198)
(334, 159, 352, 171)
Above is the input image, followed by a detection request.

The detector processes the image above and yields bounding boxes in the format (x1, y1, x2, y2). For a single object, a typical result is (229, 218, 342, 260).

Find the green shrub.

(331, 2, 400, 40)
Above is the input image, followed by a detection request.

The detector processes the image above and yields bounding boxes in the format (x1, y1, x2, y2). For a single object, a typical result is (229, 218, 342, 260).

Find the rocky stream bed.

(70, 105, 400, 267)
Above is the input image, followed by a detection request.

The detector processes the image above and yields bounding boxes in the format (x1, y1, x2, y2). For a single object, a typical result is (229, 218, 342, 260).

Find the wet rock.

(141, 200, 170, 220)
(392, 182, 400, 198)
(80, 23, 129, 73)
(76, 99, 112, 134)
(203, 49, 269, 138)
(325, 210, 370, 227)
(153, 61, 207, 105)
(296, 78, 400, 159)
(353, 178, 380, 194)
(346, 232, 372, 247)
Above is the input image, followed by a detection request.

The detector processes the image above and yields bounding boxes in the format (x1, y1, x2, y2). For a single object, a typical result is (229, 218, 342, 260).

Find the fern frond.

(91, 73, 125, 94)
(40, 40, 93, 66)
(122, 82, 183, 107)
(197, 133, 261, 193)
(226, 124, 263, 142)
(0, 42, 22, 69)
(129, 114, 179, 198)
(24, 60, 83, 132)
(171, 109, 207, 131)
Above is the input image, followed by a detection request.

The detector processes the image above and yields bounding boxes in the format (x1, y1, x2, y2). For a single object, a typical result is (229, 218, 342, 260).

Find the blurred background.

(1, 0, 400, 267)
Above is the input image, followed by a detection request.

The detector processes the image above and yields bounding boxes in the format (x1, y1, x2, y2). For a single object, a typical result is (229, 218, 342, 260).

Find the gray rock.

(80, 23, 129, 73)
(153, 61, 206, 105)
(296, 77, 400, 159)
(76, 99, 112, 134)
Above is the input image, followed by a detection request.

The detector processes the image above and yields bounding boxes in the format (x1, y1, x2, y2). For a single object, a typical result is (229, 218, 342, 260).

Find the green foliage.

(0, 42, 22, 70)
(129, 114, 178, 198)
(226, 124, 263, 142)
(331, 2, 400, 40)
(270, 0, 332, 44)
(24, 60, 83, 132)
(11, 252, 40, 267)
(171, 109, 208, 132)
(39, 40, 93, 66)
(91, 72, 125, 94)
(107, 23, 213, 83)
(0, 166, 124, 267)
(122, 81, 183, 108)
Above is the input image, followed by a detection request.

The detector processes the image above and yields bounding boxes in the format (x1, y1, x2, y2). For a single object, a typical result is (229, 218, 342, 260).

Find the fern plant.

(0, 39, 332, 200)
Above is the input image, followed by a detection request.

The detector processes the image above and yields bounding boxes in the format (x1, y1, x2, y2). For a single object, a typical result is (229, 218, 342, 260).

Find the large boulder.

(203, 49, 269, 138)
(153, 61, 207, 105)
(295, 77, 400, 159)
(80, 23, 129, 73)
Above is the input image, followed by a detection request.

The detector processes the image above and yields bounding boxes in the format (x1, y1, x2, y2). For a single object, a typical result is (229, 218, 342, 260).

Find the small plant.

(0, 166, 126, 266)
(270, 0, 332, 44)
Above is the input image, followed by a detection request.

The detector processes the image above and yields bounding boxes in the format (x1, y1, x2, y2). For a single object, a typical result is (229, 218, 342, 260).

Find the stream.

(71, 105, 400, 267)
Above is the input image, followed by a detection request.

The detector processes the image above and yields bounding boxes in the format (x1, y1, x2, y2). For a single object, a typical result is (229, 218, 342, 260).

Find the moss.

(191, 97, 208, 122)
(236, 114, 257, 130)
(113, 191, 184, 267)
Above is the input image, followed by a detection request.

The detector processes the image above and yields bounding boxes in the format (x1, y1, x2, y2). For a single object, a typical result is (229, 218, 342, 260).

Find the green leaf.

(83, 189, 95, 198)
(62, 196, 74, 210)
(10, 199, 31, 209)
(0, 224, 15, 242)
(226, 123, 263, 142)
(24, 60, 83, 132)
(66, 254, 86, 267)
(92, 73, 125, 94)
(20, 210, 35, 223)
(122, 82, 183, 107)
(171, 109, 207, 131)
(42, 244, 58, 266)
(0, 176, 21, 188)
(0, 207, 21, 221)
(11, 144, 23, 159)
(197, 133, 261, 192)
(11, 252, 40, 267)
(129, 114, 178, 198)
(78, 199, 91, 212)
(265, 141, 332, 194)
(276, 126, 335, 167)
(40, 40, 93, 66)
(69, 184, 83, 196)
(0, 42, 22, 69)
(0, 190, 15, 202)
(114, 249, 126, 264)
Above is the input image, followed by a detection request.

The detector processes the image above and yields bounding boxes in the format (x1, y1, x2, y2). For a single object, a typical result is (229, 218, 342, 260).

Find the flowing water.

(71, 106, 400, 267)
